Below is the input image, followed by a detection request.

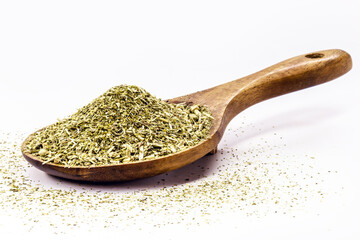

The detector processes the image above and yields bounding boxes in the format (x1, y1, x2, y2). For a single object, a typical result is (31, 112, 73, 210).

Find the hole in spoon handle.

(305, 53, 325, 58)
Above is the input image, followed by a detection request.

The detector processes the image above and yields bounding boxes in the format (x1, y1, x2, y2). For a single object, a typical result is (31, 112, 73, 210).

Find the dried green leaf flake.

(23, 85, 213, 166)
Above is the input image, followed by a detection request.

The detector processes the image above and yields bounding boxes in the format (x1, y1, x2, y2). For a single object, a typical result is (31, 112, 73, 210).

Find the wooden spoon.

(21, 49, 352, 182)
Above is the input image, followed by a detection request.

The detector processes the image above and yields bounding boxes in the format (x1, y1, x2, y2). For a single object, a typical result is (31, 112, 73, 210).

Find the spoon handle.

(218, 49, 352, 125)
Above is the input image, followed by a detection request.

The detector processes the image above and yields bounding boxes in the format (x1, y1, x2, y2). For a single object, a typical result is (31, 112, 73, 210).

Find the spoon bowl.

(22, 49, 352, 182)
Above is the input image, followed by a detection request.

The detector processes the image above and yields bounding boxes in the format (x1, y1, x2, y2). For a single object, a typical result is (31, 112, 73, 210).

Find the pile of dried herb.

(23, 85, 213, 166)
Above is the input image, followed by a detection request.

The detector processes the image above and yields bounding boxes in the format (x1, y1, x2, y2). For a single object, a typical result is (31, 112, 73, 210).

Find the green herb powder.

(23, 85, 213, 166)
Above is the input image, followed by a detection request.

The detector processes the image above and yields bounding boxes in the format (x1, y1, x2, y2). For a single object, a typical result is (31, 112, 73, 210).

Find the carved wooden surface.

(21, 49, 352, 182)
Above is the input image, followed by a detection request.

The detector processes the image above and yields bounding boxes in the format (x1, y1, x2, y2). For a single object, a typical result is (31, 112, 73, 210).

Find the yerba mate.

(23, 85, 213, 167)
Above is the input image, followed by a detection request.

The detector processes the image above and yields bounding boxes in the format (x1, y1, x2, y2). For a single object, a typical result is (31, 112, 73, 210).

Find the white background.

(0, 0, 359, 239)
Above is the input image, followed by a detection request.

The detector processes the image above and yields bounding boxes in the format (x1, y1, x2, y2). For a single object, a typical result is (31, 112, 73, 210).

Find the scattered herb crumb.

(0, 121, 340, 234)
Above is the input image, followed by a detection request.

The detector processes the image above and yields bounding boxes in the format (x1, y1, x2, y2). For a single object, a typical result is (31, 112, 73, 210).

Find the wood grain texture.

(21, 49, 352, 182)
